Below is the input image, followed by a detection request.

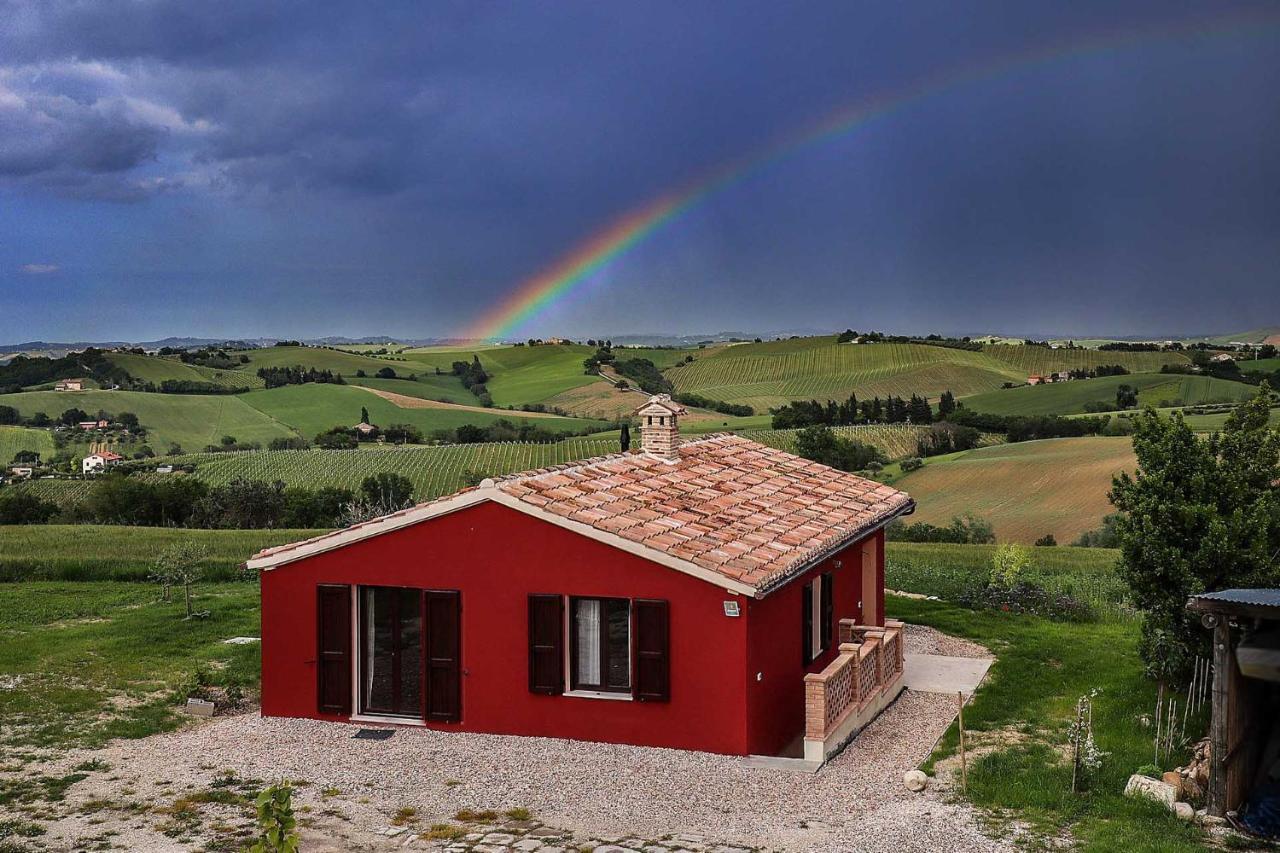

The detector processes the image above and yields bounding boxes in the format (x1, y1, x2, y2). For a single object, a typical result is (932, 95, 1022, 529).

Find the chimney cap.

(634, 393, 687, 417)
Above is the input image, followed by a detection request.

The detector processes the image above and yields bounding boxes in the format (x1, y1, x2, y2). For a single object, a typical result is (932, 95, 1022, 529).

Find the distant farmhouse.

(54, 378, 85, 391)
(82, 450, 124, 474)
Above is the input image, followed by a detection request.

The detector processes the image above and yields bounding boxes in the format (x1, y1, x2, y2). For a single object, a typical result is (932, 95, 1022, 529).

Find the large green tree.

(1110, 385, 1280, 681)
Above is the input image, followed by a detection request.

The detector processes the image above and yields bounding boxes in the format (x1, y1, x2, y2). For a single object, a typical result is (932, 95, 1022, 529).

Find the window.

(571, 597, 631, 692)
(802, 573, 834, 663)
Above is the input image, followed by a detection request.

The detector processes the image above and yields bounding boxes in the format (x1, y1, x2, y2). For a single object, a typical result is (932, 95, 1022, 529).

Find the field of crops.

(346, 374, 473, 403)
(960, 372, 1257, 416)
(662, 337, 1190, 411)
(240, 383, 604, 438)
(893, 436, 1136, 545)
(742, 424, 1002, 460)
(0, 425, 54, 463)
(106, 352, 265, 390)
(154, 437, 623, 497)
(0, 389, 297, 453)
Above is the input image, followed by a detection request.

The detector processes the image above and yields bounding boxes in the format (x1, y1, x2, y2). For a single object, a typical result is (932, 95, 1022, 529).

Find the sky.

(1, 0, 1278, 343)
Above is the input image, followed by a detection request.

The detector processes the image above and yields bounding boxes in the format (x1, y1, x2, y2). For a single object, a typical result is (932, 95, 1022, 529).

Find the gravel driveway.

(12, 625, 1010, 852)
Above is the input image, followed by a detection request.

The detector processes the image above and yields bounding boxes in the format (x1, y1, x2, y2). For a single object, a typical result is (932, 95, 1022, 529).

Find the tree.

(0, 491, 59, 524)
(1115, 384, 1138, 409)
(117, 411, 140, 430)
(1110, 385, 1280, 682)
(793, 425, 885, 472)
(937, 390, 956, 421)
(360, 472, 414, 510)
(0, 405, 18, 425)
(151, 541, 211, 618)
(360, 406, 370, 425)
(59, 407, 89, 426)
(314, 427, 357, 449)
(10, 449, 40, 465)
(375, 366, 396, 379)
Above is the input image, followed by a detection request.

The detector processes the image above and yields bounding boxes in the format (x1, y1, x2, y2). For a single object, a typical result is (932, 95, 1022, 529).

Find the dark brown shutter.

(801, 581, 813, 664)
(316, 585, 351, 715)
(633, 599, 669, 702)
(424, 590, 461, 721)
(528, 595, 564, 694)
(821, 572, 834, 654)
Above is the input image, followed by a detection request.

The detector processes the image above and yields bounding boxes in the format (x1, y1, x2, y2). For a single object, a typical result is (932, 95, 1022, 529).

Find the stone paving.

(370, 818, 756, 853)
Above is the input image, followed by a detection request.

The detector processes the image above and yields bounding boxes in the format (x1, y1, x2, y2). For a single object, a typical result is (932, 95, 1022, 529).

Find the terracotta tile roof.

(492, 433, 912, 592)
(249, 434, 913, 595)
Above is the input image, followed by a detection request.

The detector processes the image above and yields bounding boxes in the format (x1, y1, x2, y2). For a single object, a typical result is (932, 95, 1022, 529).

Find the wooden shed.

(1187, 589, 1280, 824)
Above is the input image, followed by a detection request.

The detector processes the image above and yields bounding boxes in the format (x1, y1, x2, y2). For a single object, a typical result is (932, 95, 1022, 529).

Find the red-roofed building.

(250, 395, 914, 761)
(82, 450, 124, 474)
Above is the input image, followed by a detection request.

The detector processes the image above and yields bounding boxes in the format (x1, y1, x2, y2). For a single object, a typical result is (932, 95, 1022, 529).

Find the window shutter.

(528, 595, 564, 694)
(633, 599, 669, 702)
(802, 581, 813, 664)
(425, 590, 461, 721)
(821, 572, 834, 654)
(316, 585, 351, 715)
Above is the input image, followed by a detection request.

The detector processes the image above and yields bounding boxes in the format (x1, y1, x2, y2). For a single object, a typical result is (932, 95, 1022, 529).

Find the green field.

(239, 383, 603, 438)
(960, 372, 1257, 416)
(0, 389, 297, 452)
(885, 541, 1127, 619)
(0, 526, 323, 581)
(346, 373, 473, 403)
(106, 351, 265, 390)
(0, 425, 54, 463)
(663, 338, 1187, 411)
(745, 424, 1002, 461)
(1241, 357, 1280, 374)
(894, 437, 1136, 544)
(228, 344, 438, 377)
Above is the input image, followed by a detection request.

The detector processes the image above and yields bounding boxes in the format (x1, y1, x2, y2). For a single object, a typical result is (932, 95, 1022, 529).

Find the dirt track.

(355, 385, 568, 419)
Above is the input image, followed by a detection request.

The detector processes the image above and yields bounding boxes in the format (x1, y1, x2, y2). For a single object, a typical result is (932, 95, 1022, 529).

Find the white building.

(82, 451, 124, 474)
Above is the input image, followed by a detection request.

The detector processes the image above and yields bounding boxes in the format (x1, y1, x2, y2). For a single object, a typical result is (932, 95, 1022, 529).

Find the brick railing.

(804, 619, 906, 742)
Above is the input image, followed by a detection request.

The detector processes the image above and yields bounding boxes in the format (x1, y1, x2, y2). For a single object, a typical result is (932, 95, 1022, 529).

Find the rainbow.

(464, 8, 1280, 341)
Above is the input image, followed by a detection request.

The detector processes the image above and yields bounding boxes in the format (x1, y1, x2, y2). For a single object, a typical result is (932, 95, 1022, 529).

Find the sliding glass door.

(360, 587, 423, 717)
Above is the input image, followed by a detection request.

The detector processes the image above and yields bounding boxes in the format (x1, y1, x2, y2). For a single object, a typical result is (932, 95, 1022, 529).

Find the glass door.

(359, 586, 423, 717)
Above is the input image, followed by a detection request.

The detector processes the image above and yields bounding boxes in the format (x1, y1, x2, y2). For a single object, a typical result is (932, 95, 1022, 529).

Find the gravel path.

(904, 623, 992, 659)
(22, 683, 1012, 852)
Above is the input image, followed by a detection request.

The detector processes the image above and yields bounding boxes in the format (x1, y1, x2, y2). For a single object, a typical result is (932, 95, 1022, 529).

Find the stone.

(1173, 802, 1194, 821)
(1124, 774, 1177, 809)
(1162, 771, 1184, 798)
(483, 833, 517, 845)
(385, 826, 407, 836)
(514, 840, 543, 851)
(903, 769, 928, 792)
(1201, 814, 1227, 827)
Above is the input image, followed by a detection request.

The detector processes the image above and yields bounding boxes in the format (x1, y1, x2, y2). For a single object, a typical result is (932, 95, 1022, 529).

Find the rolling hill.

(105, 352, 265, 390)
(662, 337, 1188, 410)
(0, 389, 296, 452)
(0, 426, 54, 464)
(238, 383, 605, 438)
(892, 437, 1135, 544)
(960, 373, 1258, 416)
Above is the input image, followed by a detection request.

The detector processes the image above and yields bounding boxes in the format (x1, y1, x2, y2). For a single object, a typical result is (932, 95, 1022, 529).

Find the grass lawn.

(893, 437, 1136, 545)
(0, 526, 324, 581)
(895, 594, 1207, 851)
(0, 581, 262, 752)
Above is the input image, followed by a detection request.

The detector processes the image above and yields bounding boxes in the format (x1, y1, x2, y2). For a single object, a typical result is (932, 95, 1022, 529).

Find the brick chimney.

(634, 394, 687, 462)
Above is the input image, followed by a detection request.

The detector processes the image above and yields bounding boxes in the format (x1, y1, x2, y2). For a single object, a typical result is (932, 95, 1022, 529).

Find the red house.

(249, 396, 914, 760)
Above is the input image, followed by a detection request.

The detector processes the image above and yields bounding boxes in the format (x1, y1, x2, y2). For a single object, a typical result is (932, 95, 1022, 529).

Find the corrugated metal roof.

(1191, 589, 1280, 608)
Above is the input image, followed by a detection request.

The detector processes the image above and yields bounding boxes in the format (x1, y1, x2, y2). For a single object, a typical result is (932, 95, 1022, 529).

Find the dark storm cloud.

(1, 0, 1278, 341)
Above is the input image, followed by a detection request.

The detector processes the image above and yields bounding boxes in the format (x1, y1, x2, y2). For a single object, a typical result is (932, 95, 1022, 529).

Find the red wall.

(261, 501, 753, 754)
(742, 530, 878, 757)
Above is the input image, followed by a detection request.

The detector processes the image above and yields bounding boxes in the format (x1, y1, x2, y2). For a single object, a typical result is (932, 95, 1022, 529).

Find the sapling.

(152, 541, 211, 619)
(1069, 688, 1108, 793)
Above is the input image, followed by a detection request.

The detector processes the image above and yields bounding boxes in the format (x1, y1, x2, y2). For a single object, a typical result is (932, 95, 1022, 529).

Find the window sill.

(349, 713, 426, 726)
(564, 689, 633, 701)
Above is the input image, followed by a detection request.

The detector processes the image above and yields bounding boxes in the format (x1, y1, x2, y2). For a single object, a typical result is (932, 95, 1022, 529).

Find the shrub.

(249, 783, 300, 853)
(899, 457, 924, 472)
(1034, 534, 1057, 547)
(957, 580, 1094, 621)
(990, 543, 1032, 588)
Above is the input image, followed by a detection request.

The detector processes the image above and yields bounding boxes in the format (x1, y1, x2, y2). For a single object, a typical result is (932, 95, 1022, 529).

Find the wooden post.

(957, 691, 968, 794)
(1207, 616, 1230, 818)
